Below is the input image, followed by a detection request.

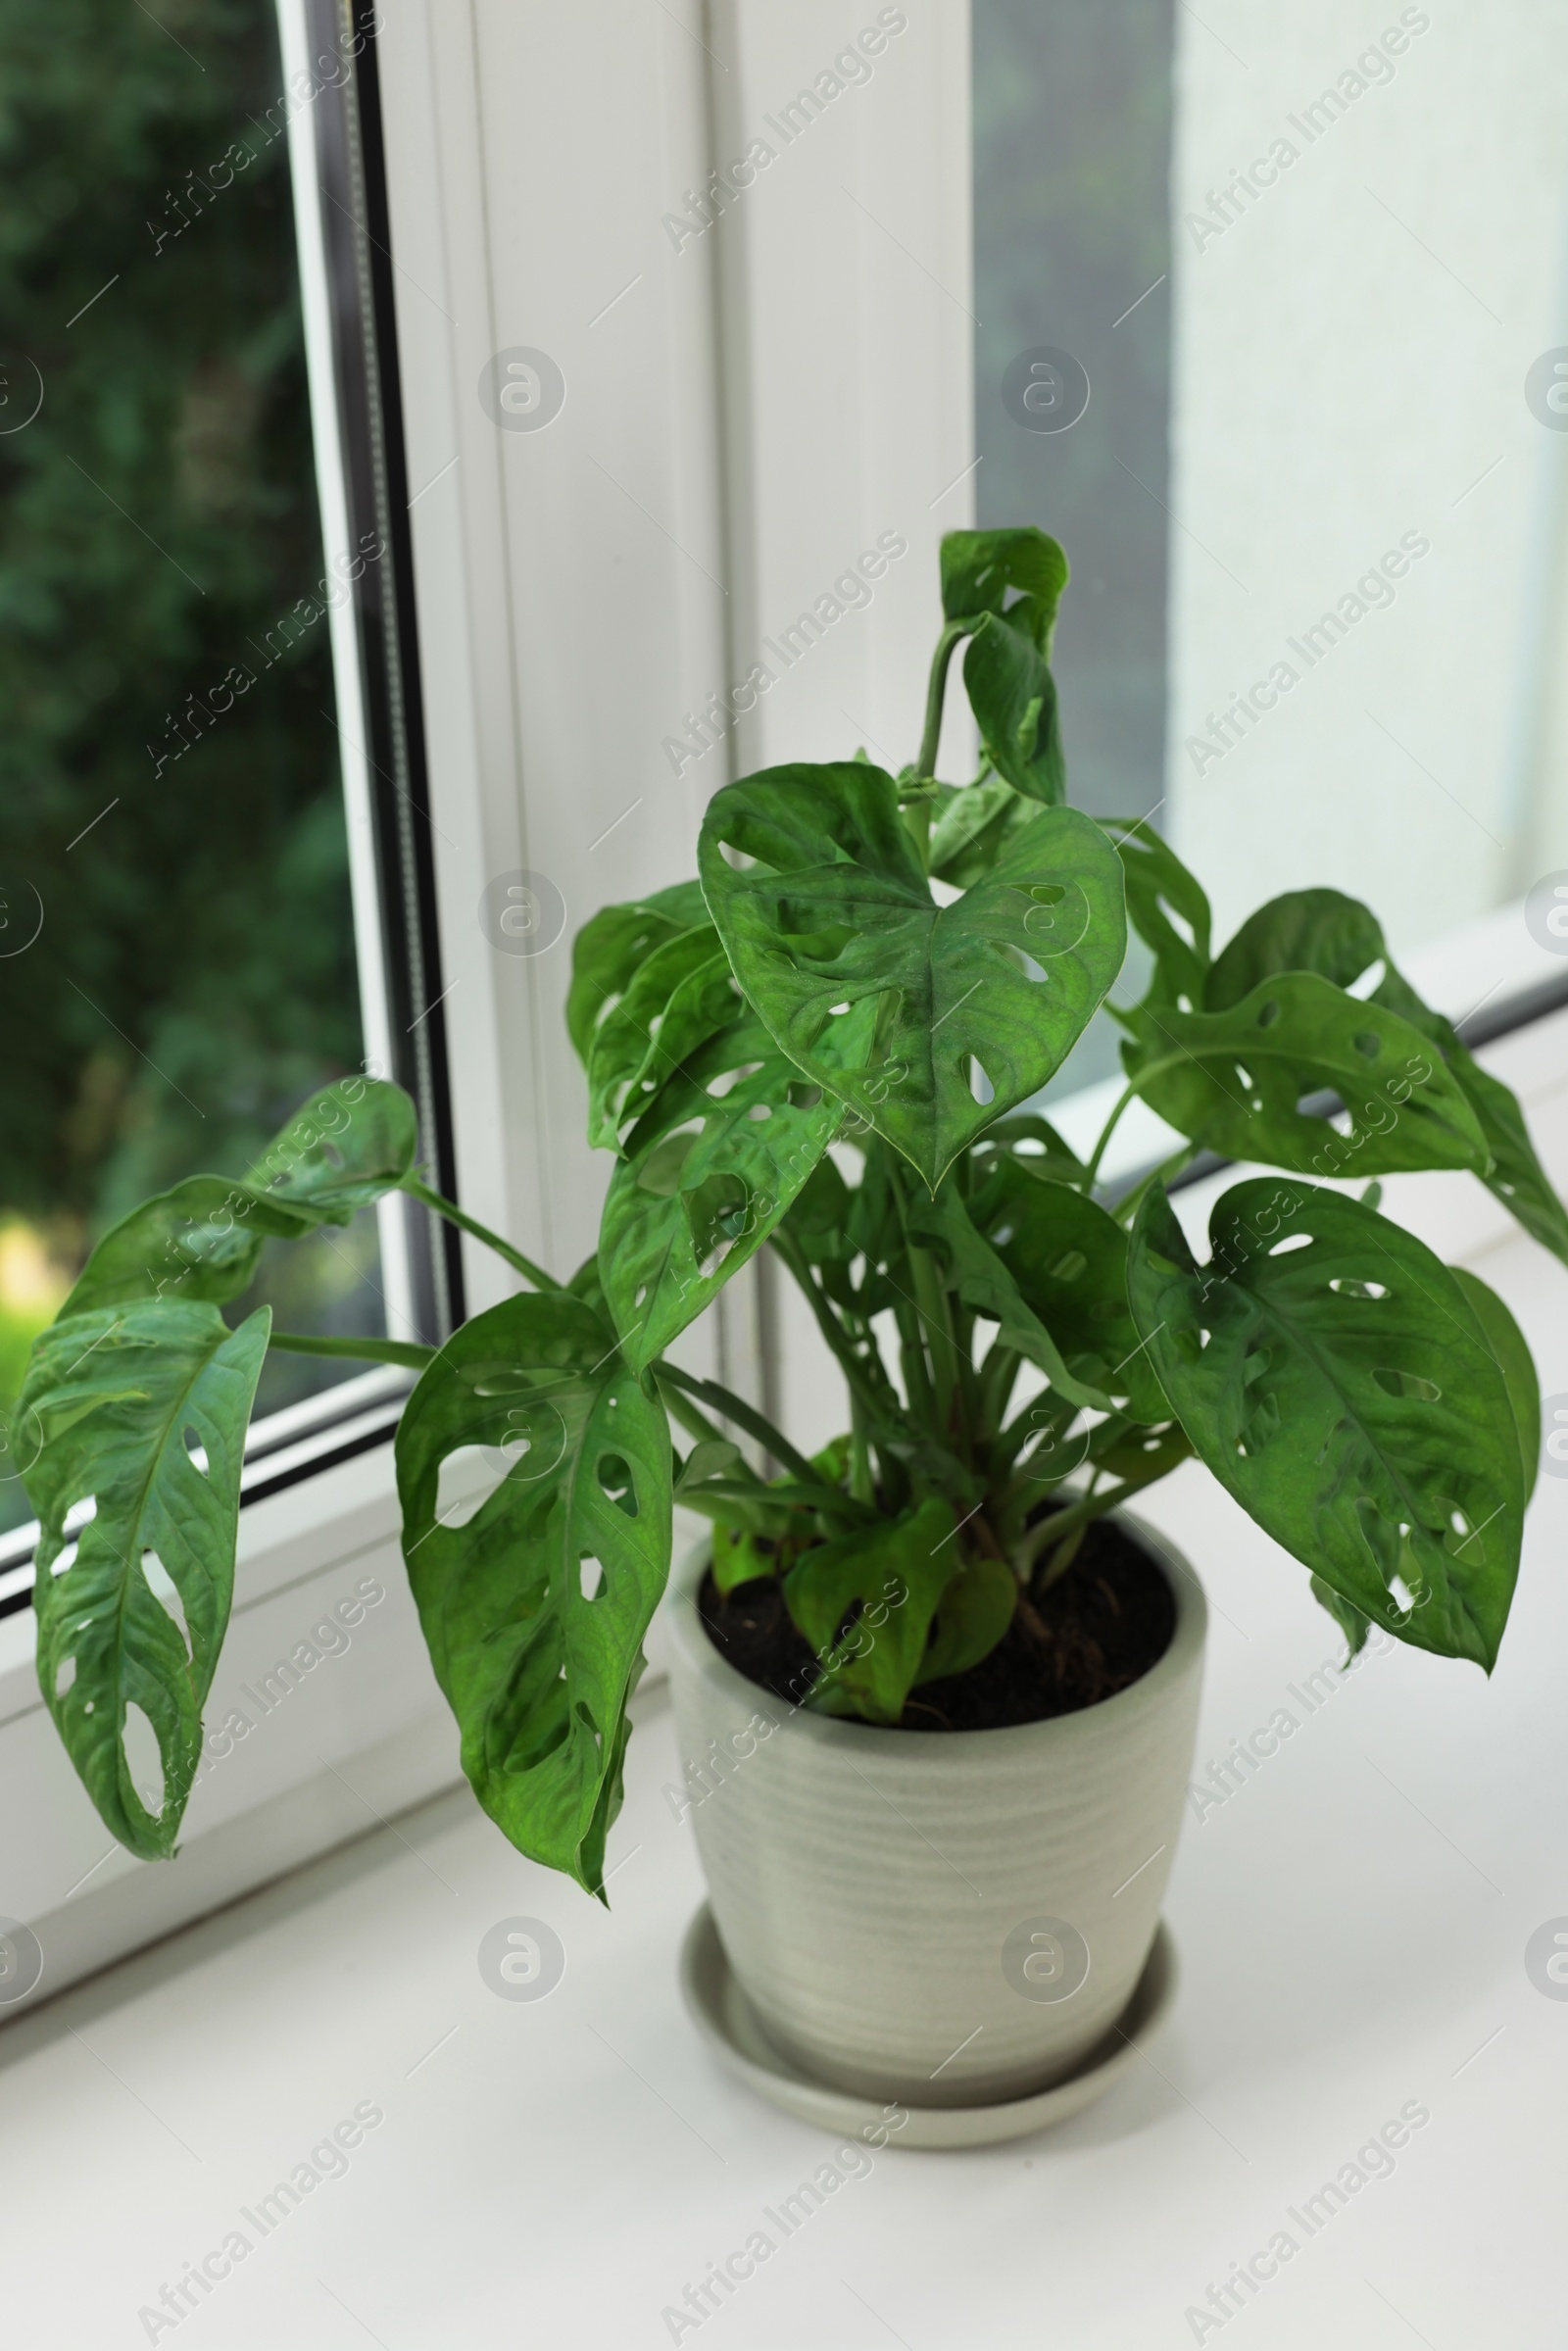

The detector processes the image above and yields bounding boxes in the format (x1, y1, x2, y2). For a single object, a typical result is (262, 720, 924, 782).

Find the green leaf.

(970, 1112, 1090, 1189)
(1127, 1181, 1523, 1668)
(915, 1551, 1017, 1686)
(243, 1076, 417, 1215)
(1374, 965, 1568, 1271)
(1100, 816, 1213, 1009)
(699, 761, 1125, 1191)
(973, 1157, 1169, 1421)
(1198, 887, 1568, 1262)
(940, 526, 1069, 654)
(62, 1175, 312, 1316)
(583, 925, 737, 1152)
(63, 1078, 418, 1317)
(906, 1182, 1111, 1411)
(395, 1292, 671, 1896)
(1122, 973, 1490, 1177)
(928, 775, 1035, 887)
(600, 1015, 854, 1372)
(1311, 1575, 1373, 1659)
(1203, 887, 1380, 1013)
(23, 1299, 271, 1859)
(1451, 1266, 1540, 1501)
(564, 880, 710, 1067)
(960, 612, 1065, 806)
(783, 1496, 957, 1722)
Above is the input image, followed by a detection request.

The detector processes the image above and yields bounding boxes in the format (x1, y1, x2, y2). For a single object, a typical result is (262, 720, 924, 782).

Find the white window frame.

(5, 0, 1566, 2004)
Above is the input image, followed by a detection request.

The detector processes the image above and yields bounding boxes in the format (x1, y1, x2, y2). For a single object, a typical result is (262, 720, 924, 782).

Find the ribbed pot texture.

(667, 1514, 1206, 2107)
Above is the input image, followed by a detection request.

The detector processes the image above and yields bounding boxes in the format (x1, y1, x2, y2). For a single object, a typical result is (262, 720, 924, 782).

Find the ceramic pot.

(666, 1513, 1205, 2108)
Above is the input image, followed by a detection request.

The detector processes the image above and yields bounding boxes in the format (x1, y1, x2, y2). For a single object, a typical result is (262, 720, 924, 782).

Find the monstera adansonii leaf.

(971, 1156, 1170, 1422)
(783, 1495, 958, 1721)
(565, 880, 711, 1068)
(395, 1292, 671, 1895)
(1120, 972, 1490, 1178)
(599, 1010, 870, 1372)
(1200, 884, 1568, 1268)
(1099, 814, 1213, 1009)
(698, 761, 1126, 1193)
(60, 1078, 419, 1316)
(23, 1299, 271, 1858)
(1127, 1180, 1524, 1669)
(939, 529, 1071, 804)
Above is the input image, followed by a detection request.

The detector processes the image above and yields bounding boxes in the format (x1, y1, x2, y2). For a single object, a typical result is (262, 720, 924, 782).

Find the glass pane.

(974, 5, 1568, 1115)
(0, 0, 387, 1533)
(973, 0, 1175, 1100)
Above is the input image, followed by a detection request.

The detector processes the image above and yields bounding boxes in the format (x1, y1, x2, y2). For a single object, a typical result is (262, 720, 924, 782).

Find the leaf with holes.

(784, 1496, 958, 1722)
(1127, 1181, 1523, 1667)
(22, 1299, 271, 1859)
(699, 761, 1125, 1191)
(395, 1292, 671, 1896)
(63, 1078, 418, 1317)
(1100, 816, 1213, 1010)
(941, 525, 1069, 654)
(585, 927, 738, 1153)
(1121, 973, 1489, 1177)
(971, 1157, 1170, 1421)
(1200, 887, 1568, 1262)
(600, 1013, 864, 1372)
(565, 881, 711, 1067)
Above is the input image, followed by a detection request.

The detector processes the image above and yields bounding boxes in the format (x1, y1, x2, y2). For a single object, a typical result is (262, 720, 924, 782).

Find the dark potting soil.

(696, 1515, 1177, 1732)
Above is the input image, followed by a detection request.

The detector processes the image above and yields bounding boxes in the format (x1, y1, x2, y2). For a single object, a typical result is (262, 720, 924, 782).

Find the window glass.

(0, 0, 386, 1533)
(974, 3, 1568, 1112)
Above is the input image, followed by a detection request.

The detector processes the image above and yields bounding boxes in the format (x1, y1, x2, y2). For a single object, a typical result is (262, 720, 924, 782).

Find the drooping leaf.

(783, 1496, 957, 1722)
(1121, 973, 1490, 1177)
(1127, 1181, 1523, 1668)
(599, 1014, 861, 1372)
(1200, 887, 1568, 1262)
(1100, 815, 1213, 1009)
(395, 1292, 671, 1896)
(940, 525, 1069, 654)
(23, 1299, 271, 1859)
(960, 612, 1065, 806)
(564, 880, 711, 1067)
(972, 1157, 1169, 1420)
(1374, 965, 1568, 1271)
(63, 1078, 418, 1317)
(583, 925, 737, 1152)
(915, 1550, 1017, 1687)
(699, 761, 1125, 1192)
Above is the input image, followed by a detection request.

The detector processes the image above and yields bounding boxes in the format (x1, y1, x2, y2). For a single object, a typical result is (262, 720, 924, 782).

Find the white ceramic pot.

(666, 1513, 1205, 2108)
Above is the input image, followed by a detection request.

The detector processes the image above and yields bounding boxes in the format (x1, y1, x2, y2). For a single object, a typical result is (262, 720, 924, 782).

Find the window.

(0, 0, 456, 1571)
(970, 3, 1568, 1167)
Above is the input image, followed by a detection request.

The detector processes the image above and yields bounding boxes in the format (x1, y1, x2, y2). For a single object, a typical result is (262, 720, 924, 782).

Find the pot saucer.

(678, 1903, 1177, 2150)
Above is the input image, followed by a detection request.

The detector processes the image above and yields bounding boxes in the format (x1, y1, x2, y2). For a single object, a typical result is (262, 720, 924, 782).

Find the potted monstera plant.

(19, 528, 1554, 2134)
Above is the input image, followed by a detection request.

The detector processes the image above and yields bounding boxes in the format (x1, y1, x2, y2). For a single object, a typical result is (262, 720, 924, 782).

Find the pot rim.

(665, 1505, 1206, 1755)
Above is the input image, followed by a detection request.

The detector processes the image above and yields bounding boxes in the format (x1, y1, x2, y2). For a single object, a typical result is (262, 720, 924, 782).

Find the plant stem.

(269, 1331, 436, 1370)
(916, 620, 970, 782)
(400, 1173, 563, 1294)
(654, 1360, 824, 1494)
(1079, 1052, 1194, 1192)
(770, 1231, 899, 1431)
